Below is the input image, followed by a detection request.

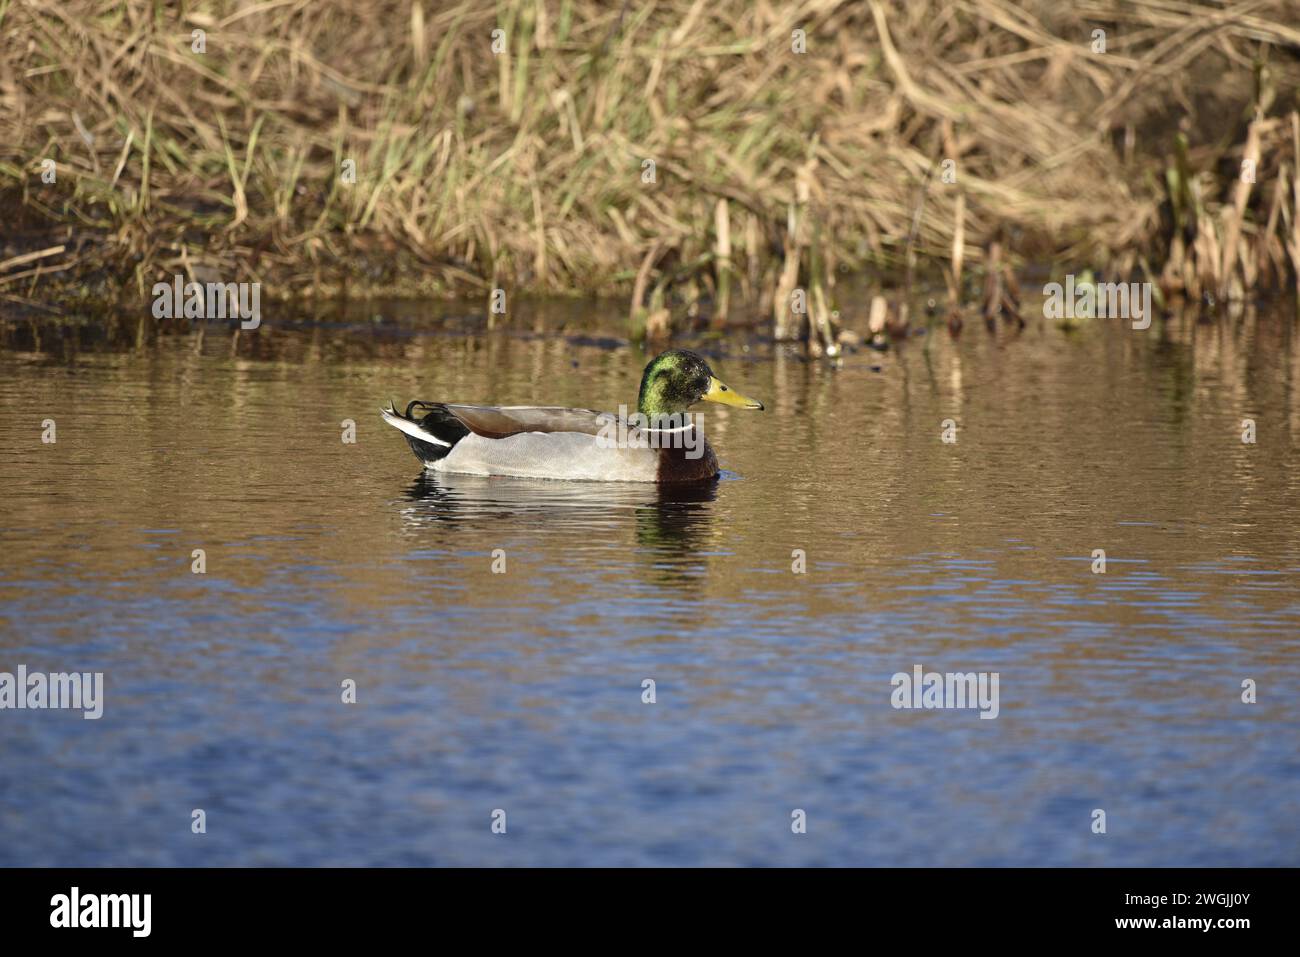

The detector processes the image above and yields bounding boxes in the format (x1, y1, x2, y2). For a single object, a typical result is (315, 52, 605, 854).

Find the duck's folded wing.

(443, 404, 615, 439)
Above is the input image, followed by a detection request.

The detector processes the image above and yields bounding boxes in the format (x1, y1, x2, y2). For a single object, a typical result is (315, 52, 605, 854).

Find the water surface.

(1, 302, 1298, 865)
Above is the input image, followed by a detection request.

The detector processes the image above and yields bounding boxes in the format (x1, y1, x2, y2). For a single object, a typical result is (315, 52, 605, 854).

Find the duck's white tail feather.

(381, 404, 450, 446)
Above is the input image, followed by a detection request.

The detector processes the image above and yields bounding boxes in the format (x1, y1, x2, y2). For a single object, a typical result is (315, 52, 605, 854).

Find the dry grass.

(1, 0, 1299, 333)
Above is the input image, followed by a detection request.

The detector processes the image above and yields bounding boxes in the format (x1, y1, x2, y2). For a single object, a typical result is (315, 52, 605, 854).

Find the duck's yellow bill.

(703, 376, 764, 410)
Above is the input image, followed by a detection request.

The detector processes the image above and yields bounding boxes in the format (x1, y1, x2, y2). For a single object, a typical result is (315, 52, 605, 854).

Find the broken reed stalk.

(713, 198, 731, 327)
(896, 158, 938, 336)
(630, 241, 669, 338)
(1220, 111, 1263, 302)
(772, 200, 803, 341)
(983, 238, 1003, 330)
(867, 294, 888, 348)
(1292, 113, 1300, 312)
(947, 193, 965, 334)
(807, 220, 837, 355)
(979, 230, 1021, 330)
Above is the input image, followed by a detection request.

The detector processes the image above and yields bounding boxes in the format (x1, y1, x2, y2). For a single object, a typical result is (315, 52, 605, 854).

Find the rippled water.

(1, 301, 1298, 865)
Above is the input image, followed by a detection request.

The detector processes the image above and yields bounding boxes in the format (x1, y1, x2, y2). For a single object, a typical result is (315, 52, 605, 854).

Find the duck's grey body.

(437, 430, 663, 481)
(381, 402, 718, 484)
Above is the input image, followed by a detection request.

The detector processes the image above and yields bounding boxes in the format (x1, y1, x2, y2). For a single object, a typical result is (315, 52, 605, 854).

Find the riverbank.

(3, 1, 1300, 334)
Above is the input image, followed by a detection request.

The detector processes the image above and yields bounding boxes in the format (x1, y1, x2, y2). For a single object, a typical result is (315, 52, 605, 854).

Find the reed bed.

(1, 0, 1299, 336)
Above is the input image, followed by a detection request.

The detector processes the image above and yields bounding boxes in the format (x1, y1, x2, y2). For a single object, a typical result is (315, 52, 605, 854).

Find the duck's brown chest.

(656, 438, 719, 483)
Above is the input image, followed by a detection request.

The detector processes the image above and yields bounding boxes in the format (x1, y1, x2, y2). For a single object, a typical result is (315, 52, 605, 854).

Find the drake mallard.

(382, 349, 764, 483)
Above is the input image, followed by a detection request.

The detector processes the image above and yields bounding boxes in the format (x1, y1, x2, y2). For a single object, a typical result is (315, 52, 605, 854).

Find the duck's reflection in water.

(398, 471, 719, 587)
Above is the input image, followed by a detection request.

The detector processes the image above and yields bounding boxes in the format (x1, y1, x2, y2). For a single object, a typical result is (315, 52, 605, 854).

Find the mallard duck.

(381, 349, 764, 483)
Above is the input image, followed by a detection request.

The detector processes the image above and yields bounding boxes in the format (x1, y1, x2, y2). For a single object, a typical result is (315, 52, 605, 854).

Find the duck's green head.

(636, 349, 765, 416)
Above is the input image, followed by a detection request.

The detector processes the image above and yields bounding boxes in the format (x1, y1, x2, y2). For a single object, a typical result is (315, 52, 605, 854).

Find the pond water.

(1, 300, 1298, 865)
